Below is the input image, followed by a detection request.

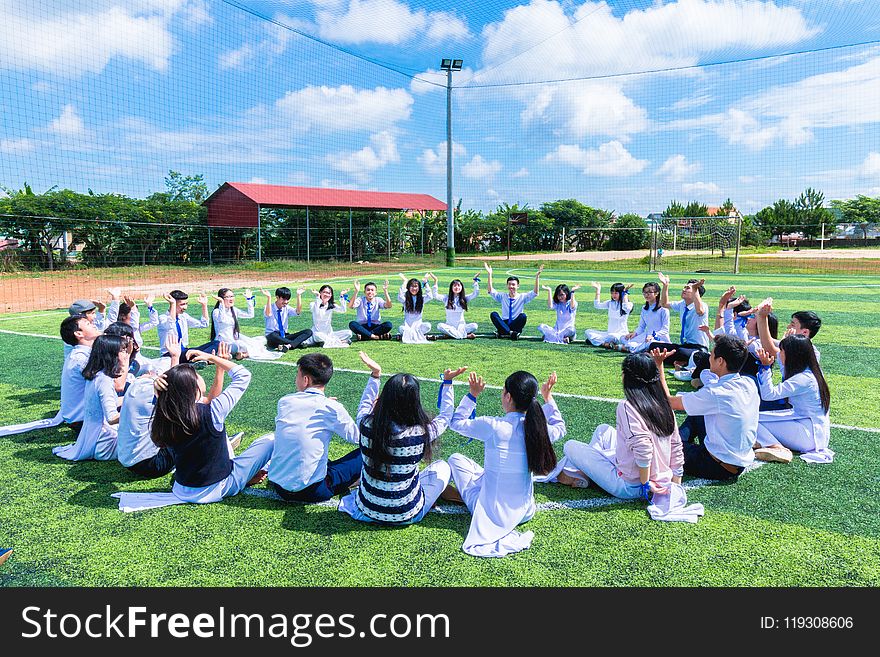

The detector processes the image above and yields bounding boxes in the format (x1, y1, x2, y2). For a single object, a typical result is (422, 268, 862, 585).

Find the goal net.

(651, 216, 741, 273)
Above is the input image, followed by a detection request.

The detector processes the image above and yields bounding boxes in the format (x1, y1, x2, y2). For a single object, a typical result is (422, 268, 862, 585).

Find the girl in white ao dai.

(584, 281, 634, 347)
(432, 274, 480, 339)
(398, 275, 433, 344)
(538, 283, 580, 344)
(304, 284, 353, 348)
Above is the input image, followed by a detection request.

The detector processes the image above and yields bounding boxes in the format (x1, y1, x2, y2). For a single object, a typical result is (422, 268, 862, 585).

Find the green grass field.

(1, 266, 879, 586)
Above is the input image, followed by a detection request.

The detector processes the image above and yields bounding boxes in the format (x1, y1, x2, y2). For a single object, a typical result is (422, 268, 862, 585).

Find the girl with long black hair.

(53, 334, 133, 461)
(584, 281, 634, 347)
(338, 352, 467, 524)
(210, 287, 255, 359)
(443, 370, 566, 557)
(431, 273, 480, 340)
(397, 274, 434, 343)
(620, 282, 670, 353)
(554, 353, 684, 500)
(755, 335, 832, 463)
(538, 282, 580, 344)
(303, 284, 352, 348)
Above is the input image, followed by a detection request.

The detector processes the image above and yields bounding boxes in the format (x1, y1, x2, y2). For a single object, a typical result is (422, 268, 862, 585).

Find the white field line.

(1, 327, 878, 435)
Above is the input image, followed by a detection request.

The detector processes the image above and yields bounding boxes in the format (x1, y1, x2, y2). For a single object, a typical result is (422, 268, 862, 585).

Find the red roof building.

(203, 182, 446, 228)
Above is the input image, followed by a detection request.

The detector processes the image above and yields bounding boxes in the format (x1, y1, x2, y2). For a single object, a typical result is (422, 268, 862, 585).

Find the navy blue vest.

(168, 403, 232, 488)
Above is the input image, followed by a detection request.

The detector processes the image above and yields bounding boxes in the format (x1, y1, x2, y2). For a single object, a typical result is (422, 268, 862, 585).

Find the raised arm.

(483, 261, 495, 294)
(542, 285, 554, 310)
(348, 281, 360, 309)
(449, 372, 494, 441)
(356, 351, 382, 424)
(534, 264, 544, 295)
(650, 348, 685, 411)
(187, 349, 251, 430)
(262, 289, 273, 318)
(382, 280, 392, 309)
(755, 298, 779, 357)
(657, 272, 671, 309)
(295, 288, 305, 316)
(238, 290, 255, 319)
(541, 372, 567, 443)
(716, 286, 735, 330)
(690, 278, 708, 317)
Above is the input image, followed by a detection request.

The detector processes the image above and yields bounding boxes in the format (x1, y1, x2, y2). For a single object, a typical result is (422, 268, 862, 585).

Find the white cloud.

(717, 109, 779, 151)
(417, 141, 467, 176)
(682, 181, 720, 196)
(275, 85, 413, 132)
(512, 168, 530, 178)
(31, 81, 51, 93)
(671, 94, 713, 111)
(317, 0, 470, 45)
(546, 140, 648, 176)
(327, 131, 400, 183)
(219, 44, 254, 71)
(218, 12, 306, 70)
(861, 152, 880, 177)
(249, 177, 268, 185)
(462, 155, 502, 180)
(49, 105, 85, 136)
(657, 155, 701, 182)
(0, 4, 177, 76)
(0, 138, 36, 154)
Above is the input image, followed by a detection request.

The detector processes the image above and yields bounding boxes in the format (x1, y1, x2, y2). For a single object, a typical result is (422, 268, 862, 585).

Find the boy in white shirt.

(263, 286, 312, 351)
(268, 353, 361, 503)
(59, 313, 101, 436)
(651, 335, 757, 481)
(348, 280, 394, 340)
(156, 289, 212, 359)
(484, 261, 544, 340)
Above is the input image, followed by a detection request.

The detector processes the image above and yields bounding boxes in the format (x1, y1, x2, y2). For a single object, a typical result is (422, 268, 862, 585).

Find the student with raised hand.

(620, 282, 670, 353)
(396, 273, 434, 343)
(584, 281, 634, 347)
(537, 283, 579, 344)
(210, 287, 255, 359)
(432, 273, 481, 340)
(754, 336, 833, 464)
(156, 289, 212, 359)
(485, 261, 543, 340)
(112, 344, 273, 512)
(649, 272, 711, 367)
(106, 288, 158, 349)
(338, 352, 465, 525)
(348, 279, 394, 341)
(268, 353, 362, 503)
(53, 333, 134, 462)
(755, 298, 822, 364)
(303, 284, 353, 348)
(650, 336, 758, 481)
(443, 370, 566, 557)
(263, 287, 312, 352)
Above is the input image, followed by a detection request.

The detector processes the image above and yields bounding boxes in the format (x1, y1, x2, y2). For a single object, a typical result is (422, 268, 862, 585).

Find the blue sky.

(1, 0, 879, 215)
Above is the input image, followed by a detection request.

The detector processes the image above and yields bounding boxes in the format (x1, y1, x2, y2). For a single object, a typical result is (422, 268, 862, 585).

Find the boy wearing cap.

(63, 299, 107, 357)
(59, 313, 101, 436)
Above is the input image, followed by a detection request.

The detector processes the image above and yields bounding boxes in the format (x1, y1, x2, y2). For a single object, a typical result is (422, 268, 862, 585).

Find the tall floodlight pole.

(441, 58, 462, 267)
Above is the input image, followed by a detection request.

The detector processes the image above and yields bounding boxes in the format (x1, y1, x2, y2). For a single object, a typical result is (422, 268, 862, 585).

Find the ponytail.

(504, 371, 557, 476)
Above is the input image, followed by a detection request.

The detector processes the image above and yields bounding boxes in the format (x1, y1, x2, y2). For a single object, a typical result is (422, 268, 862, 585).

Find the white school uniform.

(680, 373, 758, 467)
(54, 371, 132, 461)
(107, 301, 158, 348)
(157, 311, 208, 350)
(115, 374, 161, 468)
(211, 297, 255, 346)
(489, 289, 537, 322)
(304, 300, 351, 348)
(585, 295, 633, 345)
(268, 387, 360, 493)
(538, 299, 578, 344)
(620, 305, 671, 352)
(112, 366, 274, 511)
(757, 367, 833, 463)
(264, 303, 300, 335)
(60, 344, 91, 423)
(447, 393, 567, 557)
(398, 283, 433, 343)
(434, 282, 479, 339)
(669, 299, 711, 348)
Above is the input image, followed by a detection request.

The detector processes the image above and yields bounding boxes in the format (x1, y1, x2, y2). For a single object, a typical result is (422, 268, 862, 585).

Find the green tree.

(607, 214, 648, 250)
(164, 170, 209, 203)
(794, 187, 832, 238)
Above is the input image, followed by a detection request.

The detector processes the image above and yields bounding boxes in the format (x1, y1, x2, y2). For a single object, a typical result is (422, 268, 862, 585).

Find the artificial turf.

(0, 267, 878, 586)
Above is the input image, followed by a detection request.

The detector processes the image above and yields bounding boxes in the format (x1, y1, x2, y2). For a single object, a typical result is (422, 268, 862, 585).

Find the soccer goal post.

(650, 215, 742, 273)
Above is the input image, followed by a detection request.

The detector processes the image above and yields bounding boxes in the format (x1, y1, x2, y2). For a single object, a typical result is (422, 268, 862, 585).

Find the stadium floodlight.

(440, 57, 463, 266)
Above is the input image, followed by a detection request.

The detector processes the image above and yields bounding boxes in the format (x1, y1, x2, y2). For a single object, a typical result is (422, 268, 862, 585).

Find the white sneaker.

(673, 370, 693, 381)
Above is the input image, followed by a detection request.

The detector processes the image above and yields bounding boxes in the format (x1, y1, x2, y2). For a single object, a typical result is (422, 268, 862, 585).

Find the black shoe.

(510, 331, 519, 341)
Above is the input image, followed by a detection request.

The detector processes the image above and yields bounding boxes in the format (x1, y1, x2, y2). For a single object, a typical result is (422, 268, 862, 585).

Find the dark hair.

(211, 287, 240, 341)
(403, 278, 424, 314)
(767, 312, 779, 340)
(364, 282, 378, 291)
(446, 279, 469, 311)
(275, 287, 292, 301)
(686, 279, 706, 297)
(151, 364, 202, 448)
(117, 302, 132, 321)
(82, 334, 128, 381)
(621, 353, 676, 437)
(104, 321, 140, 355)
(506, 276, 520, 284)
(362, 373, 433, 469)
(779, 335, 830, 413)
(318, 284, 336, 310)
(170, 290, 188, 301)
(60, 314, 87, 346)
(642, 282, 661, 311)
(297, 353, 334, 386)
(791, 311, 821, 338)
(610, 282, 628, 316)
(731, 298, 752, 316)
(553, 283, 572, 304)
(712, 335, 749, 373)
(504, 371, 557, 475)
